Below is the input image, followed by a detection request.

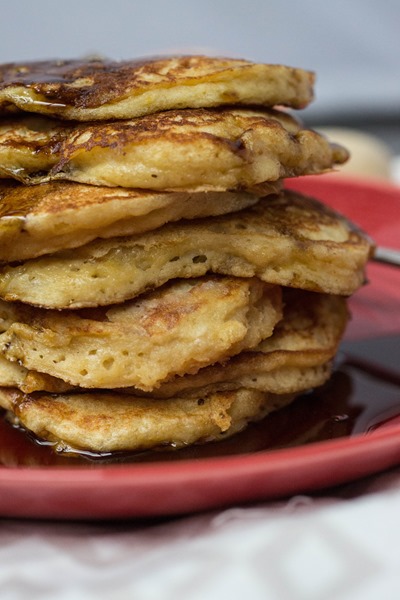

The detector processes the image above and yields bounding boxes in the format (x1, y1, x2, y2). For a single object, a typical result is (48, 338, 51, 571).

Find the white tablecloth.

(1, 465, 400, 599)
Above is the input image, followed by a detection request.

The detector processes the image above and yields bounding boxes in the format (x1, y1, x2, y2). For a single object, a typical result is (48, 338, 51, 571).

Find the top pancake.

(0, 56, 315, 120)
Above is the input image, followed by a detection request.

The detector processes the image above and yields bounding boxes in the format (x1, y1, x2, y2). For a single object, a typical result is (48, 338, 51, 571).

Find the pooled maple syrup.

(0, 335, 399, 467)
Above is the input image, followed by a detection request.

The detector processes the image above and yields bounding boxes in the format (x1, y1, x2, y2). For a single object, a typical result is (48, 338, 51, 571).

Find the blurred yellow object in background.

(317, 127, 393, 181)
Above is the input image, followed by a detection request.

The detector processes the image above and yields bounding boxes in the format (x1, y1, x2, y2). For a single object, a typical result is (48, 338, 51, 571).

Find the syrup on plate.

(0, 335, 399, 467)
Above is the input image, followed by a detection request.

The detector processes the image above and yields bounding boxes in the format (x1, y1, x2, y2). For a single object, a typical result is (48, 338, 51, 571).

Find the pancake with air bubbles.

(0, 289, 348, 397)
(139, 289, 349, 398)
(0, 55, 315, 121)
(0, 289, 343, 452)
(0, 291, 347, 454)
(0, 108, 348, 191)
(0, 190, 372, 309)
(0, 180, 274, 261)
(0, 277, 282, 391)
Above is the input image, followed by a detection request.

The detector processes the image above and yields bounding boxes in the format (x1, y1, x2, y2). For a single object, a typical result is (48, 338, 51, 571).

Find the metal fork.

(373, 246, 400, 267)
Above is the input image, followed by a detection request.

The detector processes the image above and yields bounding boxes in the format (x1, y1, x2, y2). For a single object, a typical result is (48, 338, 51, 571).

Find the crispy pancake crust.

(0, 278, 282, 390)
(0, 56, 315, 120)
(0, 109, 348, 191)
(0, 355, 72, 393)
(0, 180, 274, 261)
(0, 387, 297, 452)
(0, 190, 372, 308)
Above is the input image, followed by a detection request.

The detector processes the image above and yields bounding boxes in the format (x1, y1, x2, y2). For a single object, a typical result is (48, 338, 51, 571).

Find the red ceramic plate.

(0, 175, 399, 520)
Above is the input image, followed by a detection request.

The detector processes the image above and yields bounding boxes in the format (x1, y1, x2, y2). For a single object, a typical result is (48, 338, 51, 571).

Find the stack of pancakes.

(0, 56, 372, 455)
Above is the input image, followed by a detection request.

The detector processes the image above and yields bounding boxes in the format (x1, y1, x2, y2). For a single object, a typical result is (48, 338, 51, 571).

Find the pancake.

(0, 290, 346, 397)
(0, 108, 348, 191)
(0, 277, 282, 391)
(0, 387, 297, 453)
(0, 180, 274, 261)
(139, 290, 348, 398)
(0, 190, 372, 309)
(0, 56, 315, 120)
(0, 355, 72, 393)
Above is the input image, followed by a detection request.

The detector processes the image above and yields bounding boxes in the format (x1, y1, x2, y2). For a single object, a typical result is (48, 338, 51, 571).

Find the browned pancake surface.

(0, 109, 348, 191)
(0, 180, 270, 261)
(0, 190, 372, 309)
(0, 55, 315, 120)
(0, 387, 297, 452)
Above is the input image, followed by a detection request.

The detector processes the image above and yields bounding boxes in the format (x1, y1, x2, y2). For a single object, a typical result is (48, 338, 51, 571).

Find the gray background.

(1, 0, 400, 148)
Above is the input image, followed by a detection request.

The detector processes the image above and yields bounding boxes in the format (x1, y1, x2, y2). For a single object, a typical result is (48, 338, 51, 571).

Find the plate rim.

(1, 418, 400, 483)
